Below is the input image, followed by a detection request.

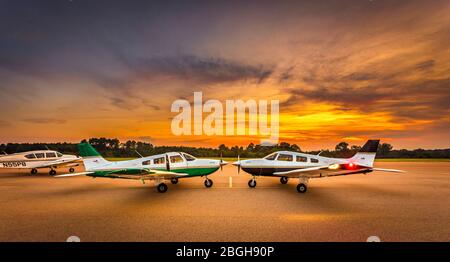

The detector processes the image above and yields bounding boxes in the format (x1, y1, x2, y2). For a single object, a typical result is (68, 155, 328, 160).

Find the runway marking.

(229, 176, 233, 188)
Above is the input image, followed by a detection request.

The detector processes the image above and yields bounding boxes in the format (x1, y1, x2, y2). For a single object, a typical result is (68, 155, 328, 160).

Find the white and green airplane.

(56, 143, 227, 193)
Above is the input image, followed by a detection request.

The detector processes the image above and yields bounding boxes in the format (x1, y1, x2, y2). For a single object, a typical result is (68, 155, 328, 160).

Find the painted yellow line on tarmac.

(229, 176, 233, 188)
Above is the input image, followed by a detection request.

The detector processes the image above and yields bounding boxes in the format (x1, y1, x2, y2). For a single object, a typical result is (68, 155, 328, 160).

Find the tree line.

(1, 138, 449, 159)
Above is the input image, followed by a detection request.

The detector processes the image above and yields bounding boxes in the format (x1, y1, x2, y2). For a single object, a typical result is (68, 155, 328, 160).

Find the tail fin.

(349, 140, 380, 167)
(78, 143, 109, 171)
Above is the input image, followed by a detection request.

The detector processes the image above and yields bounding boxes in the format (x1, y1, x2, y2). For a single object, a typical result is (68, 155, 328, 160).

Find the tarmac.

(0, 162, 448, 242)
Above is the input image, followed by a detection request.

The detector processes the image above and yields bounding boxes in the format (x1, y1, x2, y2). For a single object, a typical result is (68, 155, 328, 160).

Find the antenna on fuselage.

(45, 145, 50, 151)
(135, 150, 143, 158)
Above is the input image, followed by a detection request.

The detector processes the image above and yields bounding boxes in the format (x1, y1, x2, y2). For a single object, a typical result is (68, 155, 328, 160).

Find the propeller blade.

(220, 152, 223, 171)
(165, 154, 170, 171)
(238, 155, 241, 174)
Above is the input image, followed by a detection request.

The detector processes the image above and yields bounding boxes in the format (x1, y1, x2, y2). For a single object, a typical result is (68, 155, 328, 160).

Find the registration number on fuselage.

(2, 161, 27, 168)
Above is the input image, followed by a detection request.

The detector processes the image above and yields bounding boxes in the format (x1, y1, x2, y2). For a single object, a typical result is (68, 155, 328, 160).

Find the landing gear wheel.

(280, 176, 288, 184)
(248, 179, 257, 188)
(31, 168, 38, 175)
(171, 177, 179, 184)
(204, 178, 213, 188)
(69, 168, 75, 173)
(49, 169, 57, 176)
(297, 183, 307, 193)
(157, 183, 168, 193)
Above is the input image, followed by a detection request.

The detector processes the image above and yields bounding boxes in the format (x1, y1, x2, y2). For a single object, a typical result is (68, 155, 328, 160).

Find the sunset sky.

(0, 0, 449, 150)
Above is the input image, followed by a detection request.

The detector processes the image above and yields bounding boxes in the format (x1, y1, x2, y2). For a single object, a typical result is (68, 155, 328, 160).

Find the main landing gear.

(280, 176, 288, 184)
(30, 168, 38, 175)
(157, 183, 168, 193)
(170, 177, 179, 184)
(69, 168, 75, 173)
(248, 178, 257, 188)
(49, 169, 57, 176)
(204, 178, 213, 188)
(296, 177, 309, 193)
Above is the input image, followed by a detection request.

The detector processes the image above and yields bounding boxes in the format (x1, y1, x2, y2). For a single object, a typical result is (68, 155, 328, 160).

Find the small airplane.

(56, 143, 227, 193)
(232, 140, 404, 193)
(0, 150, 81, 175)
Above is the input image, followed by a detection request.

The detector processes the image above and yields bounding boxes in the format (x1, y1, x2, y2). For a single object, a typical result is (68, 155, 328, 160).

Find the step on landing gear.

(171, 177, 178, 184)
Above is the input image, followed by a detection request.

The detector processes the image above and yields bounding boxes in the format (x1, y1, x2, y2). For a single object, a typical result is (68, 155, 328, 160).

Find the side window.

(35, 153, 45, 159)
(170, 155, 184, 163)
(296, 156, 307, 162)
(142, 160, 151, 166)
(183, 153, 196, 161)
(277, 154, 293, 161)
(153, 157, 165, 164)
(46, 152, 57, 158)
(311, 158, 319, 163)
(265, 153, 277, 160)
(25, 154, 36, 159)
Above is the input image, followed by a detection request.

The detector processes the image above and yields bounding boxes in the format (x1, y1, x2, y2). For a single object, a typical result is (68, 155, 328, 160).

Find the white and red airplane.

(233, 140, 404, 193)
(0, 150, 81, 175)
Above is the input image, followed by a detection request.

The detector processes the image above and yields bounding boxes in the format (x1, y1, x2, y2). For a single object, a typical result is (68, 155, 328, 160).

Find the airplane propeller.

(237, 155, 241, 174)
(165, 154, 170, 171)
(220, 152, 223, 172)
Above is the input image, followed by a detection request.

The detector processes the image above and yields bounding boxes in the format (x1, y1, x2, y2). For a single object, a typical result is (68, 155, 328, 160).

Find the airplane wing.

(372, 168, 405, 173)
(273, 165, 373, 178)
(55, 168, 188, 180)
(55, 172, 94, 178)
(32, 158, 81, 169)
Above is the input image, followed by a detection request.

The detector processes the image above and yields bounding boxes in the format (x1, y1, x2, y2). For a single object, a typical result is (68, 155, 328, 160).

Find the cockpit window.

(35, 153, 45, 159)
(170, 155, 184, 163)
(25, 154, 36, 159)
(183, 153, 196, 161)
(46, 152, 57, 158)
(154, 157, 165, 164)
(277, 154, 293, 161)
(264, 153, 277, 160)
(56, 152, 63, 157)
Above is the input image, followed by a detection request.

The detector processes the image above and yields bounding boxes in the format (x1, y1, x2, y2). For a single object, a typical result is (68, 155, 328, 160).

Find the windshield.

(264, 153, 277, 160)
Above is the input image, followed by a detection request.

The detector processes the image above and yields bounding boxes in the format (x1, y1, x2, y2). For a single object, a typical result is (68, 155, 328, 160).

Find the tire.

(297, 183, 307, 193)
(248, 179, 257, 188)
(31, 169, 38, 175)
(49, 169, 56, 176)
(171, 177, 179, 184)
(204, 179, 213, 188)
(280, 176, 288, 184)
(157, 183, 168, 193)
(69, 168, 75, 173)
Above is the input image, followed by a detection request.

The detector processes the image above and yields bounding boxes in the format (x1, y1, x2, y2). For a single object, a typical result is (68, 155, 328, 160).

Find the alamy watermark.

(171, 92, 279, 144)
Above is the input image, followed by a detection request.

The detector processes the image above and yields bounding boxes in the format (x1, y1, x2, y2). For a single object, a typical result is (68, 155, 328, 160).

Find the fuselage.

(87, 152, 222, 178)
(0, 150, 80, 169)
(236, 151, 351, 176)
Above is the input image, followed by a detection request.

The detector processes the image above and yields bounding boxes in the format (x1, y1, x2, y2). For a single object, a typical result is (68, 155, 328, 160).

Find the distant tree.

(378, 143, 393, 157)
(335, 142, 349, 152)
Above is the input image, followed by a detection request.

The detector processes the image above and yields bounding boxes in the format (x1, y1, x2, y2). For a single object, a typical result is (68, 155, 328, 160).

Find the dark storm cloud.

(21, 118, 66, 124)
(119, 54, 273, 85)
(415, 60, 435, 71)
